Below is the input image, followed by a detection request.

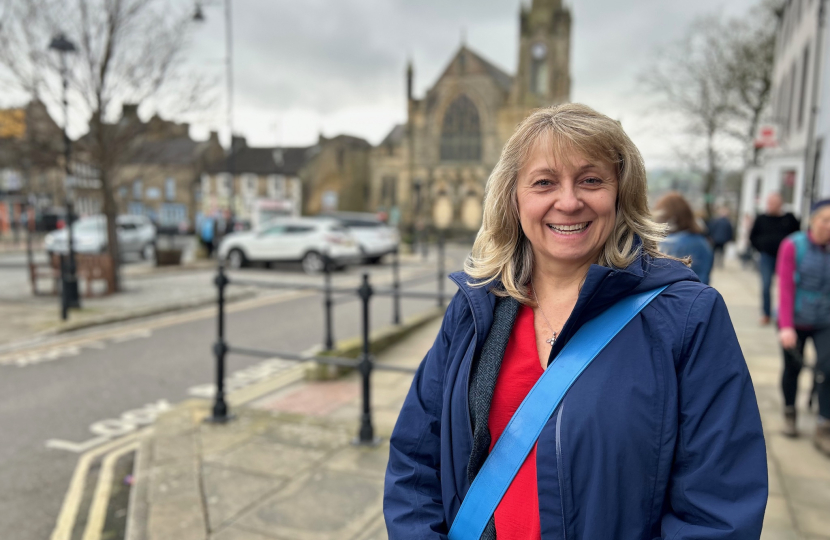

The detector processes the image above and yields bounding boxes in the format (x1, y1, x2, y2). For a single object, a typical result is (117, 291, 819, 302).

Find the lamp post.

(49, 33, 81, 317)
(194, 1, 236, 226)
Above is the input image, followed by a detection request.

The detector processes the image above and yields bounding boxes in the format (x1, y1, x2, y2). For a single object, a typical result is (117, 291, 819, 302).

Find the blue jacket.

(384, 253, 767, 539)
(660, 232, 714, 285)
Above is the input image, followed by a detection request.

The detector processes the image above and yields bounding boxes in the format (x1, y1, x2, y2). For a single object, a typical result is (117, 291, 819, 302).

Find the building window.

(160, 203, 187, 226)
(382, 175, 398, 205)
(336, 148, 345, 171)
(133, 179, 143, 200)
(165, 177, 176, 201)
(440, 95, 482, 162)
(267, 175, 285, 199)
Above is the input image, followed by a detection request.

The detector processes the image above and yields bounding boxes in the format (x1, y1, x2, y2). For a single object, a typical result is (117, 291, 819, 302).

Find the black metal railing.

(207, 243, 456, 445)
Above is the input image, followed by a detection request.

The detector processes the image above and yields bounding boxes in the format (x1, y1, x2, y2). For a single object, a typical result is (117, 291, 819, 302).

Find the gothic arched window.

(440, 95, 482, 162)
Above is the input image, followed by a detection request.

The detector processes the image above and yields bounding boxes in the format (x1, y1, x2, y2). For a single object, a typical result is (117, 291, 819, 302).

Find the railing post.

(437, 232, 445, 309)
(323, 253, 334, 350)
(208, 263, 233, 423)
(355, 273, 379, 446)
(59, 254, 68, 320)
(392, 247, 401, 325)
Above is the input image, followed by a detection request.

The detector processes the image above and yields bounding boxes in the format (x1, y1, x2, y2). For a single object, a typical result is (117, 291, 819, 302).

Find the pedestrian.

(708, 206, 734, 268)
(384, 104, 767, 539)
(749, 193, 800, 325)
(200, 215, 215, 258)
(653, 192, 714, 285)
(776, 199, 830, 455)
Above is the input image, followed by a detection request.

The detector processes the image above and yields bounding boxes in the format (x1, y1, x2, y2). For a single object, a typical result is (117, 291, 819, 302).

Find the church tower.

(511, 0, 571, 107)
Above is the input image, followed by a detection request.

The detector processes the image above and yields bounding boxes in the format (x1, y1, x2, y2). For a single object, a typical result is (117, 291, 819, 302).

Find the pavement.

(58, 260, 830, 540)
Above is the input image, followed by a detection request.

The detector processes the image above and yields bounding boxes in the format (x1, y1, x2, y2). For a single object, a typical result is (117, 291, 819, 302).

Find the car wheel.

(367, 256, 383, 265)
(302, 251, 326, 274)
(141, 243, 156, 260)
(228, 248, 247, 269)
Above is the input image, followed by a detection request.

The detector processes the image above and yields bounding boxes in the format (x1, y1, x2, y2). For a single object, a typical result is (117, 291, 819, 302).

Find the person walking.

(708, 206, 734, 268)
(384, 104, 767, 539)
(654, 192, 714, 284)
(776, 199, 830, 456)
(749, 193, 800, 325)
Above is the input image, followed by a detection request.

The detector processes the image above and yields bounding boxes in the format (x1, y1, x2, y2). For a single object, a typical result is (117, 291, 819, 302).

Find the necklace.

(531, 276, 558, 346)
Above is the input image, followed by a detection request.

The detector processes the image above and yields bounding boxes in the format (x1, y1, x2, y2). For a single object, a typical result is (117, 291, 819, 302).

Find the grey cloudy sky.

(186, 0, 761, 167)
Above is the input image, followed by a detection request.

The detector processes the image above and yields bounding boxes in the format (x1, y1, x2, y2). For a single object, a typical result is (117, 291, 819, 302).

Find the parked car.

(217, 217, 361, 273)
(319, 212, 400, 264)
(44, 214, 157, 259)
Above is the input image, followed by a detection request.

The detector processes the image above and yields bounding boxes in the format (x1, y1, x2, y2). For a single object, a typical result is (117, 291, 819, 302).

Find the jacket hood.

(449, 249, 699, 359)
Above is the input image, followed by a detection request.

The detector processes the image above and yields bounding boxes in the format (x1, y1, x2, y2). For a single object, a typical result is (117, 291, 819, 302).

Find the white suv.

(218, 217, 361, 273)
(44, 214, 157, 259)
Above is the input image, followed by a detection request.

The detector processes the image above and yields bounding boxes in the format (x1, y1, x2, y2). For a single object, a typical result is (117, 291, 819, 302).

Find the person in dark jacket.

(708, 206, 734, 268)
(749, 193, 801, 325)
(654, 192, 714, 284)
(384, 104, 767, 539)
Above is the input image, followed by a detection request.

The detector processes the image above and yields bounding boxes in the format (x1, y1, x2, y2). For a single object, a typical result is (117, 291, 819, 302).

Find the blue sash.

(448, 286, 667, 540)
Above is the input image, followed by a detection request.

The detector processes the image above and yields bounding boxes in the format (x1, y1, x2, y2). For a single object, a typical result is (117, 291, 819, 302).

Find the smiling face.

(516, 140, 618, 275)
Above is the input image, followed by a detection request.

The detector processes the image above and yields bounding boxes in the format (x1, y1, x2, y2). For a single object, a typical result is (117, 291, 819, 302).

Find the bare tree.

(644, 16, 736, 217)
(642, 2, 780, 217)
(0, 0, 209, 290)
(722, 0, 780, 166)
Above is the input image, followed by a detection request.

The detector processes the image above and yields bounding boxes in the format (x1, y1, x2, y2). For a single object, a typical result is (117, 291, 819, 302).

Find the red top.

(488, 304, 544, 539)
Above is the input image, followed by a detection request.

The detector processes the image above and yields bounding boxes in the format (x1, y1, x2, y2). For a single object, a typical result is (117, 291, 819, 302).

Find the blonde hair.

(464, 103, 667, 305)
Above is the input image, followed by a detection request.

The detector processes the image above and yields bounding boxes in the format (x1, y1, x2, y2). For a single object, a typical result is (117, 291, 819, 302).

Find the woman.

(654, 192, 714, 284)
(776, 199, 830, 455)
(384, 104, 767, 539)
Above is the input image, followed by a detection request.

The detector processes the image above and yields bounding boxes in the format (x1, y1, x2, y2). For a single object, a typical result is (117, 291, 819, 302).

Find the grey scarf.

(466, 295, 521, 540)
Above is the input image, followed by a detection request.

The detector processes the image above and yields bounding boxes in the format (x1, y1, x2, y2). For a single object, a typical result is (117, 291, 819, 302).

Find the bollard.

(437, 233, 445, 309)
(208, 264, 233, 423)
(323, 254, 335, 350)
(355, 273, 379, 446)
(392, 247, 401, 325)
(59, 255, 68, 321)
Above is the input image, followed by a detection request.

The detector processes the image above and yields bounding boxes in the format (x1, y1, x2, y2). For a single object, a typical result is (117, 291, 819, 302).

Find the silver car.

(217, 217, 361, 273)
(44, 215, 158, 259)
(319, 212, 400, 264)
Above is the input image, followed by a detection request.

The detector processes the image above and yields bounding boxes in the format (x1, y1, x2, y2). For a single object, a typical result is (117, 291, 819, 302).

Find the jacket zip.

(555, 402, 567, 540)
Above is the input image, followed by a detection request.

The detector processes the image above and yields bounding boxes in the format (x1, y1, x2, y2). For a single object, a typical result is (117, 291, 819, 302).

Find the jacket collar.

(448, 249, 682, 361)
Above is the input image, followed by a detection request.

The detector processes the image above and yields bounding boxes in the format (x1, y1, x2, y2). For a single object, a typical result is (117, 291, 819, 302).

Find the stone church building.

(369, 0, 571, 236)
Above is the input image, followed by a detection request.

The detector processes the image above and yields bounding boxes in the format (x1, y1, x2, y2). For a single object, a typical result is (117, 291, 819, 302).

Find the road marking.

(46, 400, 171, 453)
(187, 358, 296, 398)
(82, 441, 138, 540)
(50, 433, 142, 540)
(109, 328, 152, 343)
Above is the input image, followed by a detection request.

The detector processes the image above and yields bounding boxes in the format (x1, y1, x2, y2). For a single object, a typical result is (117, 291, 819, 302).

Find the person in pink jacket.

(776, 199, 830, 455)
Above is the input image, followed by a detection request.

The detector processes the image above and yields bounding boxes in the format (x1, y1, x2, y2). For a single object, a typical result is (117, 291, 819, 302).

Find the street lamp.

(49, 33, 81, 318)
(194, 1, 236, 226)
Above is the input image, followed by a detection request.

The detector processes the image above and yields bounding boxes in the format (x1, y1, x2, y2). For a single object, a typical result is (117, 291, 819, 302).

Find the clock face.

(531, 42, 548, 60)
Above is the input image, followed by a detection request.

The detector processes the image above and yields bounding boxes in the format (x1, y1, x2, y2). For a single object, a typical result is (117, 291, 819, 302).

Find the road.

(0, 245, 468, 540)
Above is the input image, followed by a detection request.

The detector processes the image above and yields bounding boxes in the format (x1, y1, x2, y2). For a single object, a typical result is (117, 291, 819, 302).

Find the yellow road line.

(81, 441, 139, 540)
(50, 433, 142, 540)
